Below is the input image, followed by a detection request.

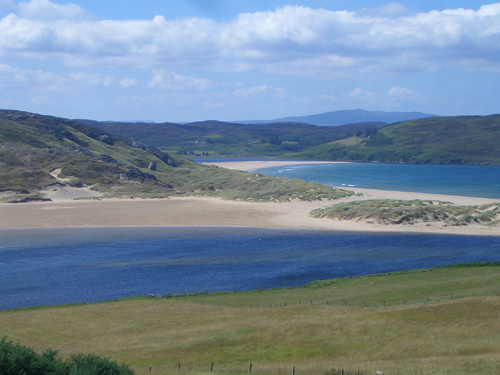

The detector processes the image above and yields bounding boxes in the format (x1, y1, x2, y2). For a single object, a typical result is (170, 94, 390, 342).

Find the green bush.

(0, 338, 134, 375)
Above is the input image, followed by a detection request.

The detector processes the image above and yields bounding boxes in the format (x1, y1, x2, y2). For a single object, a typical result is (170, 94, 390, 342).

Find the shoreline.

(1, 160, 499, 236)
(202, 160, 346, 171)
(1, 194, 499, 236)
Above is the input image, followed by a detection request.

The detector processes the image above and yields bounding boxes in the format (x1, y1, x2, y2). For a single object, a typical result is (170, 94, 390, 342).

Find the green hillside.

(0, 110, 352, 202)
(292, 115, 500, 164)
(84, 115, 500, 165)
(82, 119, 384, 157)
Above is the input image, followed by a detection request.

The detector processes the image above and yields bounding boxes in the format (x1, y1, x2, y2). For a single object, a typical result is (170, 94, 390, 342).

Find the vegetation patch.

(310, 199, 500, 226)
(0, 337, 134, 375)
(292, 115, 500, 165)
(0, 110, 354, 202)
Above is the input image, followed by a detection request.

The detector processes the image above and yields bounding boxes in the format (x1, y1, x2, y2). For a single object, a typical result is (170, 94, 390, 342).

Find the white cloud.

(232, 85, 286, 101)
(0, 63, 136, 94)
(18, 0, 87, 20)
(148, 70, 212, 91)
(0, 1, 499, 77)
(0, 63, 67, 91)
(69, 73, 116, 87)
(119, 78, 138, 88)
(387, 86, 419, 100)
(233, 85, 270, 99)
(349, 88, 376, 102)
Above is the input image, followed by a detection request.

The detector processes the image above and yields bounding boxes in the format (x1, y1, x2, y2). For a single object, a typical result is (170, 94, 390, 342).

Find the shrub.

(0, 338, 134, 375)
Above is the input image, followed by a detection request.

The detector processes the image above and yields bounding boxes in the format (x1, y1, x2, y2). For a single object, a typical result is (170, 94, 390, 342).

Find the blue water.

(254, 162, 500, 199)
(1, 227, 499, 310)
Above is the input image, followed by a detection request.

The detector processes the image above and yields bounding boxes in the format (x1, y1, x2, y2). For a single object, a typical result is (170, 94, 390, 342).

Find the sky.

(0, 0, 499, 122)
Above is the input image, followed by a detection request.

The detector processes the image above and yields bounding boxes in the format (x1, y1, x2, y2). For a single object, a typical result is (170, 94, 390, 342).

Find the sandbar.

(1, 160, 499, 236)
(202, 160, 344, 171)
(0, 192, 499, 236)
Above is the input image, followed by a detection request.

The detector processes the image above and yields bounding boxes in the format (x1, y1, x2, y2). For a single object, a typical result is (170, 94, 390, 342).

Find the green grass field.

(2, 264, 500, 375)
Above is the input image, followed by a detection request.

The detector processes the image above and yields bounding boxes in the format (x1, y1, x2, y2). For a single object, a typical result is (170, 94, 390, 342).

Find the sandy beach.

(1, 160, 499, 236)
(202, 160, 344, 171)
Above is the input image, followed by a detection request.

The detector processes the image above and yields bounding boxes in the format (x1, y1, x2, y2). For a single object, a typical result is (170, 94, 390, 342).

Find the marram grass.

(311, 199, 500, 227)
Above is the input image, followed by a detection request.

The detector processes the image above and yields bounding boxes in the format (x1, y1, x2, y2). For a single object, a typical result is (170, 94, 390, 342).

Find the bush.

(0, 338, 134, 375)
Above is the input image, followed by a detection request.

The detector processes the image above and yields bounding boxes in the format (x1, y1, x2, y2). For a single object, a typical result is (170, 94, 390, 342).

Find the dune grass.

(310, 199, 500, 227)
(1, 264, 500, 374)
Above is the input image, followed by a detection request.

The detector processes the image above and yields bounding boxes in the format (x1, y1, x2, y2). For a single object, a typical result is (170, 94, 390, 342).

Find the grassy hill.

(292, 115, 500, 165)
(0, 110, 352, 202)
(2, 263, 500, 375)
(83, 114, 500, 165)
(82, 119, 385, 157)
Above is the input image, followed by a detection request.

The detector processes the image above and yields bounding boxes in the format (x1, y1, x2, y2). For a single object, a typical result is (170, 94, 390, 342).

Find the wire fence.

(164, 289, 498, 310)
(140, 362, 365, 375)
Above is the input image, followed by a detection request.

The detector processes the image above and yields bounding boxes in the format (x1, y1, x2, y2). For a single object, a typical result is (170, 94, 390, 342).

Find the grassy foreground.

(2, 264, 500, 375)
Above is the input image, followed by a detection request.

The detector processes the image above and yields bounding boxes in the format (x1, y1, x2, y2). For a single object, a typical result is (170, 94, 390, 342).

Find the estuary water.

(1, 161, 500, 310)
(254, 162, 500, 199)
(1, 226, 500, 310)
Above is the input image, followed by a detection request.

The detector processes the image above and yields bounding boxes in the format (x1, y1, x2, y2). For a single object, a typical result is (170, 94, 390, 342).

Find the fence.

(169, 289, 495, 310)
(141, 363, 365, 375)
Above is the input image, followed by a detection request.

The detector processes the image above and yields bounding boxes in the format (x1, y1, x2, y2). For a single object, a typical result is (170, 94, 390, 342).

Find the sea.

(1, 160, 500, 310)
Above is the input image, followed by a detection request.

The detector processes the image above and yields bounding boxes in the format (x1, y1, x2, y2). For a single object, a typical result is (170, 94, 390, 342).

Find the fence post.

(249, 363, 252, 374)
(292, 366, 296, 375)
(211, 362, 214, 372)
(177, 363, 181, 373)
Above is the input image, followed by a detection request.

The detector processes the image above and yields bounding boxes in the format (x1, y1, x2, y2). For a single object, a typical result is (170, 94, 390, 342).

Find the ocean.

(253, 162, 500, 199)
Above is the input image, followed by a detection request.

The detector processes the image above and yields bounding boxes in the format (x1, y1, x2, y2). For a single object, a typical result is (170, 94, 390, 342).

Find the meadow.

(2, 264, 500, 375)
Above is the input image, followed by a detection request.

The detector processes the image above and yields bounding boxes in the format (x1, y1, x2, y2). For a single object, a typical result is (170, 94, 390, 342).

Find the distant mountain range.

(239, 109, 436, 126)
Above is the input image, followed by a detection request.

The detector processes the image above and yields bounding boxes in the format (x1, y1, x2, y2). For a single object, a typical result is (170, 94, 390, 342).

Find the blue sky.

(0, 0, 499, 122)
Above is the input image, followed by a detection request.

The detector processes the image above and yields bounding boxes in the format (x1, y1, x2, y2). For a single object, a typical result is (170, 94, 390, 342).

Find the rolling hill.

(0, 110, 352, 202)
(292, 115, 500, 165)
(83, 114, 500, 165)
(80, 119, 385, 157)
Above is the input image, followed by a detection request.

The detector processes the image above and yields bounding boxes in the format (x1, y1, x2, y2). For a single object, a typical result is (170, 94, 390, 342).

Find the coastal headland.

(1, 160, 499, 236)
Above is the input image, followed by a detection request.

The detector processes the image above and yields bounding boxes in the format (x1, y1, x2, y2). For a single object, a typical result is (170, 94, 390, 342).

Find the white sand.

(0, 160, 498, 236)
(202, 160, 345, 171)
(0, 193, 498, 236)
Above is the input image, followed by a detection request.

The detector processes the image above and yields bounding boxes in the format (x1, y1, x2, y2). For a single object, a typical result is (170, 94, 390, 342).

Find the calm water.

(1, 227, 500, 310)
(254, 162, 500, 198)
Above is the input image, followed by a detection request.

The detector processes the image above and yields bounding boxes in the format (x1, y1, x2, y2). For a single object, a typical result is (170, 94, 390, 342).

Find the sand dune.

(1, 160, 498, 236)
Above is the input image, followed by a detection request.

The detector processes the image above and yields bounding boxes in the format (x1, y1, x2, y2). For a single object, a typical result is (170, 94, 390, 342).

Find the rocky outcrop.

(128, 141, 178, 167)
